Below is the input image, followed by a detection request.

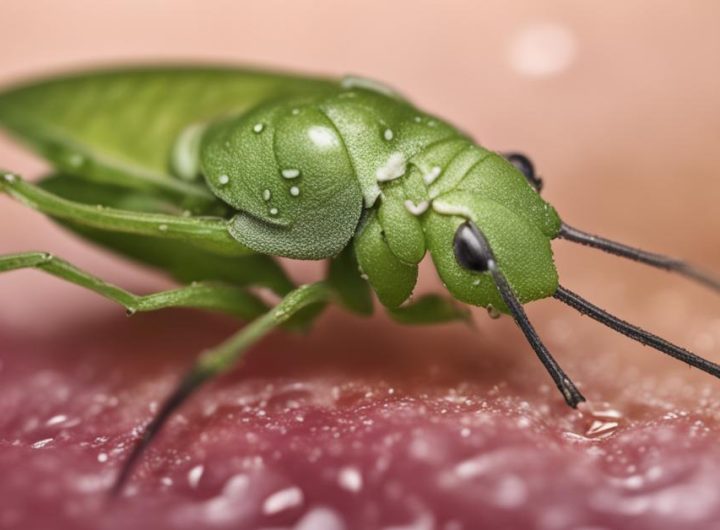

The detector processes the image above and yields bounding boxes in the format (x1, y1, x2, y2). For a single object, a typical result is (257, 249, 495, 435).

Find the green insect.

(0, 66, 717, 493)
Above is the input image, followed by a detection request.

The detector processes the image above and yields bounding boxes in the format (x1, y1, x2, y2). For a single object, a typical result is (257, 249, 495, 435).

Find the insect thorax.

(194, 85, 561, 310)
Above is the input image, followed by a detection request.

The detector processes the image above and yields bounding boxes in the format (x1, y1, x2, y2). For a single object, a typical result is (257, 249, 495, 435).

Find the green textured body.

(0, 66, 561, 314)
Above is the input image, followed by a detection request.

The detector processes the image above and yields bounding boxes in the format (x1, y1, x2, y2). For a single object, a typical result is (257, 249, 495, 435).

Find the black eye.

(504, 152, 543, 192)
(453, 221, 493, 272)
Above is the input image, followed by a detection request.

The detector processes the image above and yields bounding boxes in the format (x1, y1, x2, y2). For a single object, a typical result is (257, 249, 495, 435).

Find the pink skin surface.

(2, 2, 720, 529)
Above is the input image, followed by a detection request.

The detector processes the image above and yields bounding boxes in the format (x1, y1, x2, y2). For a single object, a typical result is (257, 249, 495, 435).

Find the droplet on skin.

(217, 174, 230, 186)
(384, 128, 394, 141)
(486, 305, 501, 319)
(46, 414, 68, 426)
(187, 464, 204, 488)
(282, 169, 301, 179)
(269, 207, 279, 216)
(262, 486, 303, 515)
(508, 23, 577, 77)
(31, 438, 54, 449)
(262, 189, 272, 201)
(290, 186, 300, 197)
(253, 123, 264, 133)
(338, 466, 363, 492)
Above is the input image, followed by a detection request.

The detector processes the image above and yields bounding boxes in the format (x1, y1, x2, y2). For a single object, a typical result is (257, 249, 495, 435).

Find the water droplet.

(486, 305, 501, 319)
(291, 108, 300, 115)
(161, 477, 173, 486)
(3, 173, 16, 183)
(585, 419, 620, 439)
(67, 153, 85, 168)
(338, 466, 363, 492)
(414, 116, 423, 123)
(46, 414, 68, 426)
(376, 152, 407, 182)
(31, 438, 54, 449)
(158, 224, 168, 232)
(404, 199, 429, 216)
(187, 464, 204, 488)
(217, 174, 229, 186)
(262, 189, 271, 201)
(423, 166, 442, 185)
(290, 186, 300, 197)
(253, 123, 264, 133)
(269, 207, 279, 216)
(427, 120, 437, 128)
(97, 452, 108, 463)
(262, 486, 303, 515)
(281, 168, 300, 179)
(383, 128, 394, 141)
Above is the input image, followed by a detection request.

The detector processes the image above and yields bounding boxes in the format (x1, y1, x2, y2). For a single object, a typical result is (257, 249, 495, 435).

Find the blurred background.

(1, 2, 720, 529)
(1, 0, 719, 336)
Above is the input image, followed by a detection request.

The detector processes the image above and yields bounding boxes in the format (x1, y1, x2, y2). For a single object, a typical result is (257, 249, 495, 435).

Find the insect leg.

(0, 252, 268, 319)
(558, 223, 720, 293)
(554, 285, 720, 379)
(1, 172, 249, 256)
(110, 281, 331, 496)
(488, 261, 585, 407)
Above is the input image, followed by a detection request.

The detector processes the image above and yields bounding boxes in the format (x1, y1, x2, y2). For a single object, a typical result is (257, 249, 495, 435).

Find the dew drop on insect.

(383, 128, 394, 141)
(269, 207, 279, 216)
(423, 166, 442, 185)
(253, 123, 264, 133)
(290, 186, 300, 197)
(486, 305, 501, 319)
(158, 224, 168, 232)
(262, 189, 272, 201)
(217, 174, 230, 186)
(66, 153, 85, 168)
(282, 169, 301, 179)
(404, 199, 429, 216)
(375, 152, 407, 182)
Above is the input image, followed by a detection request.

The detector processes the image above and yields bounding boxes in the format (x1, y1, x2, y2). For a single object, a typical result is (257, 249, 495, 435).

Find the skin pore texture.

(1, 2, 720, 529)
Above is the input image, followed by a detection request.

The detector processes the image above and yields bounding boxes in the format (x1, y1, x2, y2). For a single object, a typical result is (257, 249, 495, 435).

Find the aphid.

(0, 66, 717, 494)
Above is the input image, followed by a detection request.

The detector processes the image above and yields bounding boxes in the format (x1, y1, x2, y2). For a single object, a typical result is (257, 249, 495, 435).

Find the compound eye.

(453, 221, 492, 273)
(504, 152, 543, 192)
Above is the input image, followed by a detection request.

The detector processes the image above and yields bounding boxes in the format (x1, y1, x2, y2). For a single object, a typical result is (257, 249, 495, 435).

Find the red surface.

(2, 301, 720, 529)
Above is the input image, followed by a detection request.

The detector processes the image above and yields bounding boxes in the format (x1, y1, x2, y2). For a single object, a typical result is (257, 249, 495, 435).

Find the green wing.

(0, 66, 338, 202)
